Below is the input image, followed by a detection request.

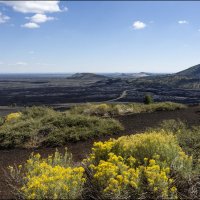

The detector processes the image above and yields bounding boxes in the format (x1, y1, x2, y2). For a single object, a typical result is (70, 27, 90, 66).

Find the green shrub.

(144, 94, 153, 104)
(153, 119, 200, 164)
(148, 120, 200, 199)
(21, 106, 55, 119)
(0, 116, 4, 126)
(84, 131, 193, 199)
(0, 107, 123, 148)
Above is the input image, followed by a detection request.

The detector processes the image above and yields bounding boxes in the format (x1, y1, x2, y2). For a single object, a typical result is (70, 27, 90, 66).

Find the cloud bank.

(1, 1, 61, 14)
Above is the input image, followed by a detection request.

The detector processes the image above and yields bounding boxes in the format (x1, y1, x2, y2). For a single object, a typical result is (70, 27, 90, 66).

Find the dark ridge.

(176, 64, 200, 77)
(68, 73, 107, 80)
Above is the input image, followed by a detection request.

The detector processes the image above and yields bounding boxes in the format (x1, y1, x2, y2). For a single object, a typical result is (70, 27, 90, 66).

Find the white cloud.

(22, 14, 54, 29)
(0, 12, 10, 23)
(133, 21, 146, 30)
(16, 62, 28, 66)
(178, 20, 188, 24)
(27, 13, 54, 24)
(1, 1, 61, 14)
(21, 22, 40, 29)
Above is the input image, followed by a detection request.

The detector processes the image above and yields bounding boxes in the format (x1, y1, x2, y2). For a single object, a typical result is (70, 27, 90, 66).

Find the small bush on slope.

(0, 106, 123, 148)
(84, 131, 193, 199)
(70, 102, 187, 117)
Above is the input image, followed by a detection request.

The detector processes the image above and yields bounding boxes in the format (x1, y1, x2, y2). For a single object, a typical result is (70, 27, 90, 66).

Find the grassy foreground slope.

(0, 107, 123, 148)
(8, 130, 199, 199)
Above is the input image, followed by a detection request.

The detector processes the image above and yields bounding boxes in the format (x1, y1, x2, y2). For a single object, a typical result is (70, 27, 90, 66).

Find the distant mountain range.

(68, 64, 200, 89)
(68, 72, 164, 79)
(132, 64, 200, 89)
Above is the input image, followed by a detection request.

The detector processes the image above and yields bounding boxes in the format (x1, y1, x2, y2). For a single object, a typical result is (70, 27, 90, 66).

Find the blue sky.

(1, 1, 200, 73)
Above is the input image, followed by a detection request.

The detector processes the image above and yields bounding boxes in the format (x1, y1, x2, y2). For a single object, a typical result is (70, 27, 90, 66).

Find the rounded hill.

(176, 64, 200, 78)
(69, 73, 107, 80)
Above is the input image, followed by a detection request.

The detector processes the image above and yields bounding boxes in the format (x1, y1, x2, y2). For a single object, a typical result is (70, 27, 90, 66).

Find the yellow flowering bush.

(141, 159, 177, 199)
(85, 131, 193, 199)
(90, 140, 115, 162)
(89, 131, 192, 174)
(21, 163, 85, 199)
(5, 112, 22, 122)
(8, 149, 85, 199)
(7, 132, 195, 199)
(90, 152, 139, 199)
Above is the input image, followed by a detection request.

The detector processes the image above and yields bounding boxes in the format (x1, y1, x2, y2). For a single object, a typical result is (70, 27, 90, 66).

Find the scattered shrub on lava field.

(70, 102, 187, 117)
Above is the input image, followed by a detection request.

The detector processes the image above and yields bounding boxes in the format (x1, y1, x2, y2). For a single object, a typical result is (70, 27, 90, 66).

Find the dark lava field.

(0, 72, 199, 106)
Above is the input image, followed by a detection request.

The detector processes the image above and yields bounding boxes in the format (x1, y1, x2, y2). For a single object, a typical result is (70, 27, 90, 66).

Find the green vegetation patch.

(0, 107, 123, 148)
(70, 102, 187, 117)
(151, 119, 200, 166)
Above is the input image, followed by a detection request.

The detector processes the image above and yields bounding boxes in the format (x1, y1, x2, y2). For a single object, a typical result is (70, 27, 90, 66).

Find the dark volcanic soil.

(0, 106, 200, 199)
